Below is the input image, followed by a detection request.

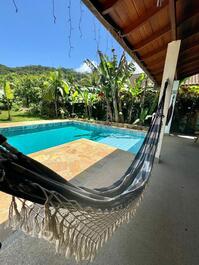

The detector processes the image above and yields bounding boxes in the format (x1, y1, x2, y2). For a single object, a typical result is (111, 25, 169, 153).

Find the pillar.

(156, 40, 181, 159)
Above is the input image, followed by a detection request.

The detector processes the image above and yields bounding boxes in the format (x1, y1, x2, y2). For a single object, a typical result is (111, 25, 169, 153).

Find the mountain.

(0, 64, 85, 78)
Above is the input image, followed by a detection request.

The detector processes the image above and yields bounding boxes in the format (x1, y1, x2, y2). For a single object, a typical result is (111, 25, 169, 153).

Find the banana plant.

(42, 71, 70, 117)
(70, 89, 79, 115)
(123, 74, 145, 123)
(85, 50, 135, 122)
(79, 88, 99, 119)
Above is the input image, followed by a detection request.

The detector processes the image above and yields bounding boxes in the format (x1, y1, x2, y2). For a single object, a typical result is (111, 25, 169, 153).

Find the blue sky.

(0, 0, 143, 73)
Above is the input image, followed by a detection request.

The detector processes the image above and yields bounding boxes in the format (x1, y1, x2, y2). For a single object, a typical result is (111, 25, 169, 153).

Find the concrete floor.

(0, 135, 199, 265)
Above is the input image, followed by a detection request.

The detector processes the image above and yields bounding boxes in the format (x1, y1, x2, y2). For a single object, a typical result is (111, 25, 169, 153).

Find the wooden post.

(156, 40, 181, 159)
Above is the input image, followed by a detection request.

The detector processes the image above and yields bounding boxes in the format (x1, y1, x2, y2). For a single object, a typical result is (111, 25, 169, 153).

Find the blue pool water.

(0, 122, 146, 155)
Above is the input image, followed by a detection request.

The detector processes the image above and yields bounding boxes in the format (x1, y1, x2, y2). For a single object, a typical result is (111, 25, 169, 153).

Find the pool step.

(99, 136, 141, 152)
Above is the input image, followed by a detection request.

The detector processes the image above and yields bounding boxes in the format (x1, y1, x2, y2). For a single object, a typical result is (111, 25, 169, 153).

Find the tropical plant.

(79, 88, 98, 119)
(86, 49, 135, 122)
(2, 81, 14, 120)
(42, 70, 70, 117)
(123, 74, 145, 123)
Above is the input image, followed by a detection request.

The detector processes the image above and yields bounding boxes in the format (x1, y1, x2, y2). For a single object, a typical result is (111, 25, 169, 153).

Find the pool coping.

(0, 119, 147, 137)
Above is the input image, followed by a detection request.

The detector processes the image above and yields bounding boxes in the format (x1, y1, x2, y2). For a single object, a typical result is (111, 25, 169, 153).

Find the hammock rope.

(0, 80, 169, 262)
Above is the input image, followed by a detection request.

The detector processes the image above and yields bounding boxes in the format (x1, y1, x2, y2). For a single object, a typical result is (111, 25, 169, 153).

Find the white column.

(156, 40, 181, 159)
(165, 80, 179, 134)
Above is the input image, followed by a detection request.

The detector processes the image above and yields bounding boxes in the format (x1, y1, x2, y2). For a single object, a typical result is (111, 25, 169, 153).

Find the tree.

(14, 75, 42, 108)
(3, 81, 14, 120)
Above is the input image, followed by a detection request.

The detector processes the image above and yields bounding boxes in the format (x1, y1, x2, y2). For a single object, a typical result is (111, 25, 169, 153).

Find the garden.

(0, 50, 198, 134)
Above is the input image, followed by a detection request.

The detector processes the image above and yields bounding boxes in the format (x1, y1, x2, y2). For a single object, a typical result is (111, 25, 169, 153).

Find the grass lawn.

(0, 110, 44, 123)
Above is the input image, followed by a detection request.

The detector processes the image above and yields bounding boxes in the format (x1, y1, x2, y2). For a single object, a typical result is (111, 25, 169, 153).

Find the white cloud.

(76, 60, 143, 75)
(75, 61, 97, 73)
(134, 63, 144, 74)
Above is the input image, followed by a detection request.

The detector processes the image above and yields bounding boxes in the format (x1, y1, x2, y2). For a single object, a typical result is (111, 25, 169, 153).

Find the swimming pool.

(0, 121, 146, 155)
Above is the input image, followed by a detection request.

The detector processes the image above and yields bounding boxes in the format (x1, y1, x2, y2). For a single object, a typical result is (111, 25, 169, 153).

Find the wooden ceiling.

(83, 0, 199, 85)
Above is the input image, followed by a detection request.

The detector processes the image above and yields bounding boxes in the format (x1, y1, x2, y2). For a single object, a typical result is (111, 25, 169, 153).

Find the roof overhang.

(83, 0, 199, 86)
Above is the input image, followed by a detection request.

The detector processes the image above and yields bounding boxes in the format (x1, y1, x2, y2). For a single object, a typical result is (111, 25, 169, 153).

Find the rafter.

(149, 62, 165, 72)
(101, 0, 119, 15)
(178, 53, 199, 64)
(141, 34, 198, 61)
(141, 45, 167, 60)
(179, 70, 198, 79)
(143, 52, 166, 64)
(134, 25, 170, 50)
(179, 60, 199, 71)
(169, 0, 177, 40)
(153, 68, 164, 75)
(121, 0, 168, 37)
(181, 36, 199, 52)
(178, 15, 199, 39)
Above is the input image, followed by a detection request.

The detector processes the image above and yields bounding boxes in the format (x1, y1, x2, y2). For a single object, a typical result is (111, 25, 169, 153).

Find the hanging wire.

(52, 0, 56, 23)
(97, 27, 101, 51)
(12, 0, 18, 13)
(93, 17, 98, 59)
(93, 17, 97, 43)
(105, 30, 109, 54)
(78, 0, 83, 39)
(67, 0, 73, 57)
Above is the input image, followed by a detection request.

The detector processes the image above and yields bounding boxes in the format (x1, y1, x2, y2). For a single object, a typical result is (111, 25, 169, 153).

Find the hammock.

(0, 80, 168, 262)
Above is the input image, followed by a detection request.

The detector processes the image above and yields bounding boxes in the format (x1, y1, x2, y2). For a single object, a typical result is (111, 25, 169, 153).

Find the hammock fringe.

(7, 192, 144, 262)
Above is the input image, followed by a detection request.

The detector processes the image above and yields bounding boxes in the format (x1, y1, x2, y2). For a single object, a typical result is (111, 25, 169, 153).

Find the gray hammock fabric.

(0, 81, 168, 262)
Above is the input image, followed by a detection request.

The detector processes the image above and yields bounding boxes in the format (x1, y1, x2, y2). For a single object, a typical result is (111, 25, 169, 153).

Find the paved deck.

(0, 139, 116, 224)
(0, 135, 199, 265)
(0, 119, 69, 128)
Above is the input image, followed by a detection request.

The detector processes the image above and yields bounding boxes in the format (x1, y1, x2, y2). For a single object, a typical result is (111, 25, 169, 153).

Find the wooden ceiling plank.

(169, 0, 177, 40)
(143, 52, 167, 64)
(121, 1, 168, 37)
(142, 34, 198, 61)
(181, 35, 199, 52)
(102, 0, 119, 15)
(179, 53, 199, 64)
(178, 60, 199, 73)
(179, 70, 198, 79)
(133, 24, 170, 50)
(141, 44, 167, 59)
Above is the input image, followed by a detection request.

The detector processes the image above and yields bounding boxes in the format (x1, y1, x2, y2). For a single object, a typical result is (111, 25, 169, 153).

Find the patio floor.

(0, 135, 199, 265)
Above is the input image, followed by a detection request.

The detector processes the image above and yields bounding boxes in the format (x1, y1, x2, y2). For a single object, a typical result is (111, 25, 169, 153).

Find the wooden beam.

(169, 0, 177, 40)
(181, 37, 199, 53)
(121, 1, 168, 37)
(180, 67, 199, 75)
(179, 60, 199, 73)
(136, 12, 198, 54)
(142, 33, 198, 61)
(177, 4, 199, 27)
(180, 58, 199, 68)
(178, 53, 199, 64)
(102, 0, 119, 15)
(178, 15, 199, 39)
(134, 25, 170, 50)
(153, 69, 164, 75)
(141, 45, 167, 59)
(179, 70, 198, 79)
(143, 52, 166, 64)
